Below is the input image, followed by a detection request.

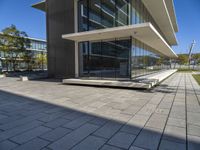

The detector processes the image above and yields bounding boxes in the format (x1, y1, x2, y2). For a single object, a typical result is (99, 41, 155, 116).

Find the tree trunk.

(12, 60, 15, 71)
(6, 61, 8, 72)
(3, 52, 9, 72)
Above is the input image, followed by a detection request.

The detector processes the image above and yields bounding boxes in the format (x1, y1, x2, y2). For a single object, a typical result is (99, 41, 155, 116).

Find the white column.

(74, 0, 79, 78)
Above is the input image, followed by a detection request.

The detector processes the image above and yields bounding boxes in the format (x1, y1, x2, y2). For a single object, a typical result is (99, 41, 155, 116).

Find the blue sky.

(0, 0, 46, 39)
(0, 0, 200, 54)
(173, 0, 200, 54)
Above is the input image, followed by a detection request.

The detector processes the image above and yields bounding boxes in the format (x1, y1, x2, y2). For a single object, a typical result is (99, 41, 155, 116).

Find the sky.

(173, 0, 200, 54)
(0, 0, 200, 54)
(0, 0, 46, 39)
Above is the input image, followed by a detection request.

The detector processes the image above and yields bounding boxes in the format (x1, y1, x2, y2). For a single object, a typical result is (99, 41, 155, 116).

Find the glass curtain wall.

(131, 38, 170, 78)
(130, 0, 171, 77)
(78, 0, 131, 79)
(78, 0, 130, 31)
(131, 0, 170, 45)
(79, 38, 131, 79)
(78, 0, 170, 79)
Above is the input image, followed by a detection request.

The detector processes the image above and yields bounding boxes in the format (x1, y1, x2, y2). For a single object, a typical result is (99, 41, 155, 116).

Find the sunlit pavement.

(0, 73, 199, 150)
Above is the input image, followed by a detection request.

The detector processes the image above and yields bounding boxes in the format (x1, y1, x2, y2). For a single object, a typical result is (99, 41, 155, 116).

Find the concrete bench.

(0, 74, 5, 78)
(63, 79, 151, 89)
(19, 76, 29, 81)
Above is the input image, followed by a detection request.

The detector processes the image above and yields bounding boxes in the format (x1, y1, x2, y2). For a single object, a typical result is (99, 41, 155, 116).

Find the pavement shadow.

(0, 90, 199, 150)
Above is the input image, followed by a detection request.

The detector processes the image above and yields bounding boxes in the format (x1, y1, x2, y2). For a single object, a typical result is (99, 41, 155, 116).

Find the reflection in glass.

(77, 0, 171, 80)
(79, 38, 131, 79)
(131, 38, 170, 78)
(78, 0, 130, 32)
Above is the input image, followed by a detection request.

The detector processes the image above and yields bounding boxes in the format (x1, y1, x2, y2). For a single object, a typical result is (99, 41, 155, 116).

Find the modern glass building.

(33, 0, 178, 79)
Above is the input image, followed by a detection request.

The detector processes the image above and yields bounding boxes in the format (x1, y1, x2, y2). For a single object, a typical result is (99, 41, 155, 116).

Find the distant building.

(0, 33, 47, 71)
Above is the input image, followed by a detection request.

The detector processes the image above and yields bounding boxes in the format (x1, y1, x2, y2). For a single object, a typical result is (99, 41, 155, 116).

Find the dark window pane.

(79, 38, 131, 79)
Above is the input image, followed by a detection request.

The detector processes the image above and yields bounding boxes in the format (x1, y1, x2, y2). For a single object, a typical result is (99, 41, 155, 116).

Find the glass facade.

(78, 0, 130, 31)
(132, 38, 170, 78)
(131, 0, 169, 45)
(30, 40, 46, 51)
(78, 0, 131, 79)
(79, 38, 131, 79)
(78, 0, 171, 79)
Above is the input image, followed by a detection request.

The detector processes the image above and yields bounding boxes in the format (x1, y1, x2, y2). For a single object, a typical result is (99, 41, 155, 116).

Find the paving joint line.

(157, 73, 183, 149)
(97, 83, 166, 150)
(188, 73, 200, 106)
(185, 73, 188, 150)
(67, 123, 106, 150)
(128, 73, 178, 150)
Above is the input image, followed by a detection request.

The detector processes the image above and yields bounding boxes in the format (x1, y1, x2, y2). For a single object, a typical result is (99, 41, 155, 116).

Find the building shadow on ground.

(0, 90, 199, 150)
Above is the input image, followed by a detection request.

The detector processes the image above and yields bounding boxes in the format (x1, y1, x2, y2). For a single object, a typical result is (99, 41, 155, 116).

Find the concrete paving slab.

(108, 132, 136, 149)
(71, 135, 106, 150)
(13, 138, 49, 150)
(163, 125, 186, 144)
(48, 123, 99, 150)
(159, 139, 186, 150)
(93, 121, 122, 139)
(40, 127, 72, 142)
(0, 140, 18, 150)
(188, 135, 200, 150)
(10, 126, 51, 144)
(0, 73, 199, 150)
(100, 145, 123, 150)
(133, 127, 162, 150)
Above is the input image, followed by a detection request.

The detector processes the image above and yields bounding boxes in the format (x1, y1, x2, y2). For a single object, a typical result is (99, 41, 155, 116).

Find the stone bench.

(0, 74, 5, 78)
(63, 79, 151, 89)
(19, 76, 29, 81)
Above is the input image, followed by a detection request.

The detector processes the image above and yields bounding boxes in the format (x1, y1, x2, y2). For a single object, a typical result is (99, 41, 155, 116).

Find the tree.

(156, 57, 164, 66)
(35, 52, 47, 70)
(22, 51, 35, 71)
(177, 54, 188, 65)
(0, 32, 10, 71)
(193, 53, 200, 65)
(0, 25, 30, 71)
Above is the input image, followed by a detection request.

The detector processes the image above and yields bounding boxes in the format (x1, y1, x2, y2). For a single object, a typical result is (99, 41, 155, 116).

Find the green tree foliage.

(0, 25, 30, 71)
(35, 53, 47, 70)
(177, 54, 188, 65)
(22, 51, 35, 71)
(193, 53, 200, 65)
(156, 57, 164, 66)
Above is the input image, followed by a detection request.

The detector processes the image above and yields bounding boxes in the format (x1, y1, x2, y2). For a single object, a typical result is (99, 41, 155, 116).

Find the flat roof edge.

(32, 1, 46, 12)
(165, 0, 179, 32)
(149, 24, 178, 58)
(62, 23, 151, 37)
(62, 23, 177, 58)
(142, 0, 178, 46)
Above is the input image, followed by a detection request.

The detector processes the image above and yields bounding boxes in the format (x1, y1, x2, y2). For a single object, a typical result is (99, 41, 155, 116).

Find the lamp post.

(188, 40, 196, 69)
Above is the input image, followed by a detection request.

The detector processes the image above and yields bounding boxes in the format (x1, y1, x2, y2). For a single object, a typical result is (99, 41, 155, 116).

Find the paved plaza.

(0, 73, 200, 150)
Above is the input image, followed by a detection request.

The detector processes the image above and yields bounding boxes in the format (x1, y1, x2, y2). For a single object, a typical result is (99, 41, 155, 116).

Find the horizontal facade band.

(142, 0, 178, 45)
(62, 23, 177, 58)
(32, 0, 45, 11)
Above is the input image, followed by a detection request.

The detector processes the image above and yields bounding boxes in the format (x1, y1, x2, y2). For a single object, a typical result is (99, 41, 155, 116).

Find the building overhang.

(142, 0, 178, 46)
(62, 23, 177, 58)
(32, 1, 46, 12)
(165, 0, 179, 32)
